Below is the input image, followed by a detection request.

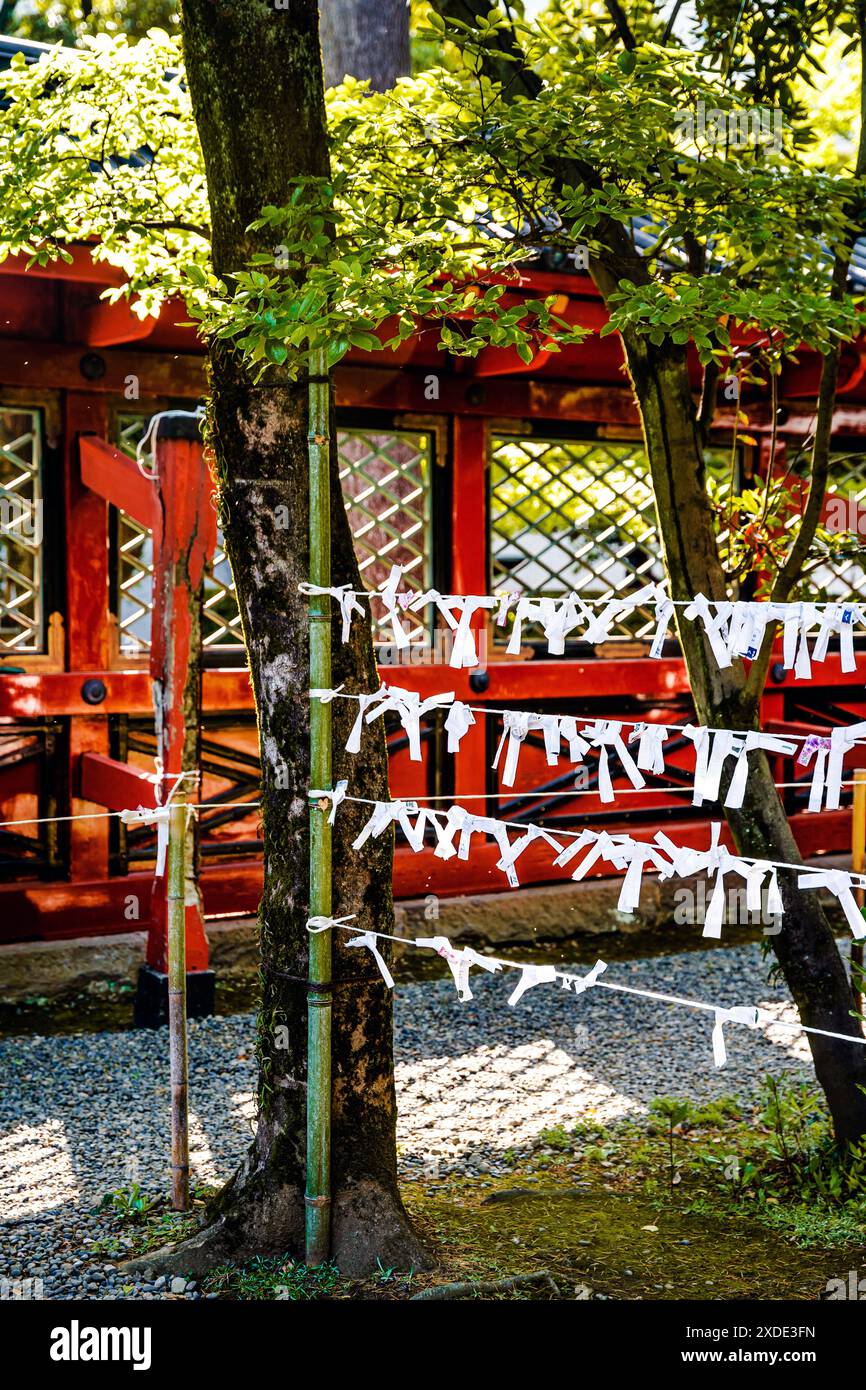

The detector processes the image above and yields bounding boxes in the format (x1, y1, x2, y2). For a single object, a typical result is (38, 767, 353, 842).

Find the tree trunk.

(320, 0, 410, 90)
(622, 331, 866, 1145)
(130, 0, 427, 1278)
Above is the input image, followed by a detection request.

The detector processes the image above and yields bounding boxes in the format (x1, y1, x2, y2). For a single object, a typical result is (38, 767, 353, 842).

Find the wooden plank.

(79, 752, 158, 811)
(79, 434, 160, 531)
(0, 337, 206, 397)
(146, 428, 215, 973)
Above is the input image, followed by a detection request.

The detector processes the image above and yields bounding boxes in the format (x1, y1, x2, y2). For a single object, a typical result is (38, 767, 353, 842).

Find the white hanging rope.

(8, 779, 866, 831)
(134, 407, 205, 480)
(300, 568, 866, 680)
(313, 790, 866, 941)
(305, 915, 866, 1069)
(309, 685, 866, 816)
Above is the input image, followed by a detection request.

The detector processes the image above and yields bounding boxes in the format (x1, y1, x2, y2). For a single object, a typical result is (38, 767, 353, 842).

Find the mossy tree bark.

(139, 0, 427, 1277)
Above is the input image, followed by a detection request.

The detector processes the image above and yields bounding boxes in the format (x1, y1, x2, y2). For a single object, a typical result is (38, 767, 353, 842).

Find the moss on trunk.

(158, 0, 427, 1275)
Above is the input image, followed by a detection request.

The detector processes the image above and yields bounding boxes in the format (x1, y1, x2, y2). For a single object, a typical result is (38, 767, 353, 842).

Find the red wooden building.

(3, 38, 866, 994)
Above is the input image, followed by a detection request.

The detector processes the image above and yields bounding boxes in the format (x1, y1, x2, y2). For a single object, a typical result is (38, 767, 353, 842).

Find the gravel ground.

(0, 940, 825, 1299)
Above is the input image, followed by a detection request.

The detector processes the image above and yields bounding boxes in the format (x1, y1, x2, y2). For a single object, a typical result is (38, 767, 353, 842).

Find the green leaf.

(348, 332, 381, 352)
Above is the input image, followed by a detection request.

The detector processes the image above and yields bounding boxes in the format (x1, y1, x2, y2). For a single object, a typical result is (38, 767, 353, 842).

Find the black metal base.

(133, 963, 216, 1029)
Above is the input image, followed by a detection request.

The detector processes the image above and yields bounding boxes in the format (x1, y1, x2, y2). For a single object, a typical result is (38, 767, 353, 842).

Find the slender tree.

(424, 0, 866, 1142)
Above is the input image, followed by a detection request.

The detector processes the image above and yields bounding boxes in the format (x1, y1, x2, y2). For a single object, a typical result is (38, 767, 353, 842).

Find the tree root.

(410, 1271, 561, 1300)
(119, 1177, 431, 1280)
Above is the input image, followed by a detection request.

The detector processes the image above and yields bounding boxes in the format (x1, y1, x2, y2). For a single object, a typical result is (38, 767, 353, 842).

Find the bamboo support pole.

(167, 795, 190, 1211)
(305, 345, 333, 1266)
(852, 770, 866, 1019)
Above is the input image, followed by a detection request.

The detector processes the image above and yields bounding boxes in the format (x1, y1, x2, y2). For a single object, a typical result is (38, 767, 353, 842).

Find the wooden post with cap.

(167, 792, 190, 1210)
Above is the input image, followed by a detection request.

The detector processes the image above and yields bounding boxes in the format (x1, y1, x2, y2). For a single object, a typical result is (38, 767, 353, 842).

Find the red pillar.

(452, 416, 490, 799)
(138, 413, 217, 1018)
(65, 394, 111, 884)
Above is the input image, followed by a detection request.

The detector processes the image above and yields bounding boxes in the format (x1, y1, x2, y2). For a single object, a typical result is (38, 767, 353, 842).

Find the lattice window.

(0, 408, 43, 654)
(340, 429, 433, 644)
(489, 435, 735, 644)
(490, 435, 664, 640)
(114, 418, 433, 652)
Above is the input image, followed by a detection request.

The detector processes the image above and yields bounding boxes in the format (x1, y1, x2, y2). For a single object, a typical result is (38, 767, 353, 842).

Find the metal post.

(167, 795, 190, 1211)
(305, 345, 333, 1265)
(852, 769, 866, 1017)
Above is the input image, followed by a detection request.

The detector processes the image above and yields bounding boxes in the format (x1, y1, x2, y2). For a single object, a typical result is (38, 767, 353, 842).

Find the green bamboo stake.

(305, 344, 333, 1265)
(167, 794, 190, 1212)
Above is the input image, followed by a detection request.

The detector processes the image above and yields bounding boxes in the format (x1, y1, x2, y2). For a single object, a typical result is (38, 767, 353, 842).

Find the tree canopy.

(1, 5, 864, 591)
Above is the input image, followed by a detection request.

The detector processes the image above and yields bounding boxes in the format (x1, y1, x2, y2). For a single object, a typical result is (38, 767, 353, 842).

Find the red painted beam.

(2, 648, 866, 718)
(0, 338, 207, 397)
(0, 670, 255, 718)
(0, 860, 264, 944)
(79, 434, 160, 532)
(79, 752, 158, 811)
(65, 395, 111, 883)
(0, 246, 128, 286)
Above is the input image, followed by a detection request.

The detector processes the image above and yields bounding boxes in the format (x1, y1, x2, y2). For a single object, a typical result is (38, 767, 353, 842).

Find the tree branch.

(604, 0, 637, 50)
(661, 0, 686, 46)
(697, 357, 720, 444)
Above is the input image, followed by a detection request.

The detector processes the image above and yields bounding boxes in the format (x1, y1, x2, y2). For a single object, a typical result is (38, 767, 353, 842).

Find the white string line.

(310, 688, 848, 745)
(3, 767, 861, 828)
(327, 781, 861, 798)
(0, 776, 860, 831)
(310, 789, 866, 884)
(0, 800, 262, 829)
(313, 918, 866, 1050)
(308, 586, 864, 611)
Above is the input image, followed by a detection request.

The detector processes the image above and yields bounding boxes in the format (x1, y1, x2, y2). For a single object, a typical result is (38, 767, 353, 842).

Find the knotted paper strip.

(299, 583, 365, 644)
(308, 779, 349, 826)
(560, 959, 608, 995)
(345, 930, 395, 988)
(414, 936, 502, 1001)
(797, 868, 866, 940)
(712, 1005, 763, 1068)
(119, 803, 173, 877)
(508, 963, 558, 1006)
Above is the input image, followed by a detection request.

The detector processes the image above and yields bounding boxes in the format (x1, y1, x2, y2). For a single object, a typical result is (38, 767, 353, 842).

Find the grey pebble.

(0, 940, 819, 1300)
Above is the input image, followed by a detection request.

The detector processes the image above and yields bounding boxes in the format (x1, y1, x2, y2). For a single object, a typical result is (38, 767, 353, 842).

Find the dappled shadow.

(0, 942, 824, 1245)
(393, 943, 817, 1176)
(0, 1017, 256, 1231)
